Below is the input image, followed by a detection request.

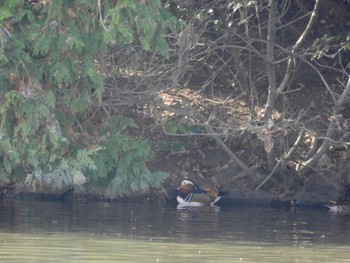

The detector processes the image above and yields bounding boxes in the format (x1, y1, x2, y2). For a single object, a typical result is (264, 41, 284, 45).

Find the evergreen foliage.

(0, 0, 178, 195)
(88, 116, 169, 196)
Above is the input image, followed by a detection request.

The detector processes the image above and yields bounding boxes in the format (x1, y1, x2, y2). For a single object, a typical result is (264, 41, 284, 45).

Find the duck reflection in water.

(176, 179, 223, 208)
(176, 205, 221, 239)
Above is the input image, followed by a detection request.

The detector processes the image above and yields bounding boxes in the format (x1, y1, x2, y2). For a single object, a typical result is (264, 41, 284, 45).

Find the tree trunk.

(298, 78, 350, 174)
(264, 0, 277, 121)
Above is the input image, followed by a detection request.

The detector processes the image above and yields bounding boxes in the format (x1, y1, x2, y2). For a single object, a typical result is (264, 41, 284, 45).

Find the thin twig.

(277, 0, 320, 93)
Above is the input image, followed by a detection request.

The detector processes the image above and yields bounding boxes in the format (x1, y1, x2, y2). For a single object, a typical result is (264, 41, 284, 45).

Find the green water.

(0, 200, 350, 262)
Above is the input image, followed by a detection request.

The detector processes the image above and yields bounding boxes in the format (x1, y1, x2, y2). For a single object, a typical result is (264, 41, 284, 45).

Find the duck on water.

(176, 179, 223, 207)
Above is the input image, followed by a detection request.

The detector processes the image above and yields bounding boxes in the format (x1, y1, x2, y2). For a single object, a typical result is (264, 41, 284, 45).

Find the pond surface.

(0, 200, 350, 262)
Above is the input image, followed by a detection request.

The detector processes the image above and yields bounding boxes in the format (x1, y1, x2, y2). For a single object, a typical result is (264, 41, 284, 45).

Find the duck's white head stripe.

(181, 179, 194, 185)
(181, 179, 200, 191)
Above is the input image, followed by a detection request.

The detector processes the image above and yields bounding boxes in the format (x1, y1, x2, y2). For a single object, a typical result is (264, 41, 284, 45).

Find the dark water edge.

(1, 176, 340, 209)
(0, 190, 329, 212)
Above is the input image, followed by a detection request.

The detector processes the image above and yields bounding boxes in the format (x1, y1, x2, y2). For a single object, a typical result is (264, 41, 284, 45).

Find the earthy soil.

(145, 79, 348, 208)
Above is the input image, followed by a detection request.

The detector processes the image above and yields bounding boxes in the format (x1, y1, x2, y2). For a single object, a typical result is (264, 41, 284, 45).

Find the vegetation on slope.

(0, 0, 349, 199)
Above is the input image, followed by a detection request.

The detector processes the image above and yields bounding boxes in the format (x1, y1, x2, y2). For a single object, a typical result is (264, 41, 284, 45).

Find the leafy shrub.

(89, 116, 169, 196)
(0, 0, 177, 195)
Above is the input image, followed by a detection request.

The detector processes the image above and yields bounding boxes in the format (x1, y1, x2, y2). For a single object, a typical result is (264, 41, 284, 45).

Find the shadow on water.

(1, 199, 350, 262)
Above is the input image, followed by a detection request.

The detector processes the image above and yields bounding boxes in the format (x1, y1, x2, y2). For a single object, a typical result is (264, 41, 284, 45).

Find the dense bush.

(0, 0, 180, 195)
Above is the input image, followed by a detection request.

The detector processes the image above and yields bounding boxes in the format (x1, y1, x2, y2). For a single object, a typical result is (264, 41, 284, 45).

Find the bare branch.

(153, 99, 257, 178)
(255, 128, 305, 191)
(277, 0, 320, 94)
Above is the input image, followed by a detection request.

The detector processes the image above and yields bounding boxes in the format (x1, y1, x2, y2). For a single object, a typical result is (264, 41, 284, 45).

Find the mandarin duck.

(326, 203, 350, 213)
(326, 201, 350, 213)
(326, 186, 350, 213)
(177, 179, 223, 206)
